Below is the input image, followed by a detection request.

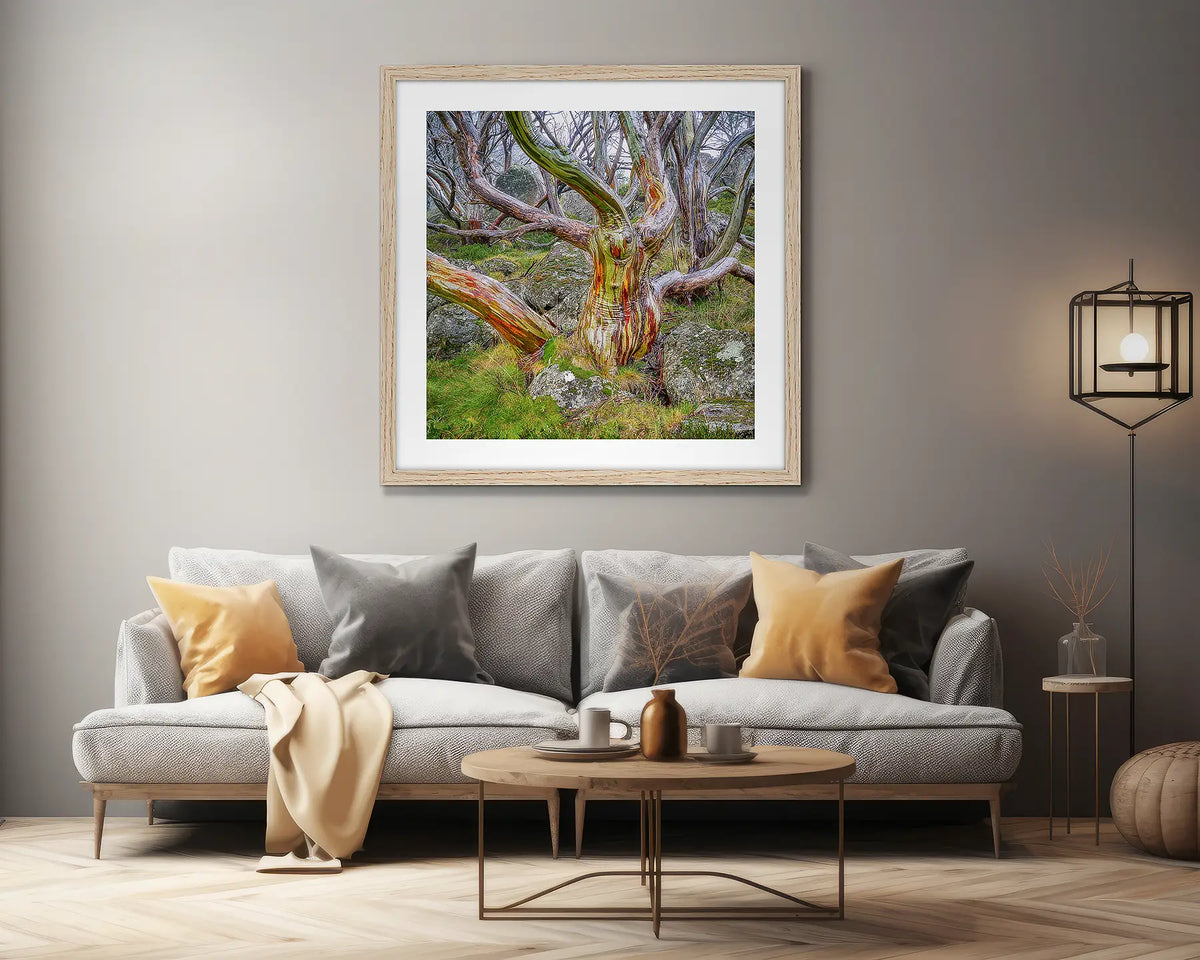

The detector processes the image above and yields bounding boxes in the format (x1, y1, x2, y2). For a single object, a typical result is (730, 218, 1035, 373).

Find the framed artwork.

(380, 65, 800, 484)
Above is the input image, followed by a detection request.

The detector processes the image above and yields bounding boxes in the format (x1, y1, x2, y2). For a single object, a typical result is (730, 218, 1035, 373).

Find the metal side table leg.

(1066, 692, 1072, 835)
(1048, 691, 1054, 839)
(1095, 692, 1101, 845)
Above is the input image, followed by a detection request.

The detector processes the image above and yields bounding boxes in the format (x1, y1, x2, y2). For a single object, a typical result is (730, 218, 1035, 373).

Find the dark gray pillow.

(312, 544, 492, 683)
(803, 542, 973, 700)
(600, 568, 752, 692)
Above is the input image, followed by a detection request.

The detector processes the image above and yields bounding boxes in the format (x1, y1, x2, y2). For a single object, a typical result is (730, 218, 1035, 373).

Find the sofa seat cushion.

(579, 678, 1021, 784)
(73, 679, 574, 785)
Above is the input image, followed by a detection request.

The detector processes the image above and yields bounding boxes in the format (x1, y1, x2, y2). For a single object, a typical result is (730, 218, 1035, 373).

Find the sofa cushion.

(73, 679, 575, 784)
(804, 542, 975, 700)
(312, 545, 489, 683)
(146, 578, 303, 699)
(739, 553, 902, 692)
(580, 548, 969, 699)
(599, 565, 751, 691)
(168, 547, 575, 702)
(579, 677, 1022, 783)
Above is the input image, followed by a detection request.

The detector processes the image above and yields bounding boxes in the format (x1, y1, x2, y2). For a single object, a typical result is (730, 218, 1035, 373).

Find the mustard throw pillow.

(147, 577, 303, 699)
(738, 553, 903, 693)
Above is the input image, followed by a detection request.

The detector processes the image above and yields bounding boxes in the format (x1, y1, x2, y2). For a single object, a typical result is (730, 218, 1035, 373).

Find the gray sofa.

(73, 546, 1022, 859)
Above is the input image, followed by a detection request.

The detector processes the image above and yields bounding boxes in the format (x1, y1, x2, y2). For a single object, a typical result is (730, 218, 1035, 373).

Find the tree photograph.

(425, 109, 756, 440)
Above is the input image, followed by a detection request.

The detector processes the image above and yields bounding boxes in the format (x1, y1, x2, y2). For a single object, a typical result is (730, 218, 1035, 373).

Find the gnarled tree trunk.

(577, 222, 662, 369)
(427, 252, 558, 353)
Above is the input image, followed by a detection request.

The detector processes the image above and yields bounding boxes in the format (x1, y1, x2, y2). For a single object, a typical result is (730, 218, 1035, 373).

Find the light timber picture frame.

(380, 65, 801, 485)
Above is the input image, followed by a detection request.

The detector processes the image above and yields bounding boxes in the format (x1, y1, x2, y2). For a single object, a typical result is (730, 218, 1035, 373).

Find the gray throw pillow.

(600, 568, 752, 692)
(313, 544, 492, 684)
(803, 542, 973, 700)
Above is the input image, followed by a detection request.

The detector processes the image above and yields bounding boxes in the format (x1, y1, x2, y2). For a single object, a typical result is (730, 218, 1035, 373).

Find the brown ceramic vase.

(640, 689, 688, 761)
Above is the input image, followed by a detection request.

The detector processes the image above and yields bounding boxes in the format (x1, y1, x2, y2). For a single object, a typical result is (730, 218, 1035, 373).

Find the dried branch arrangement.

(1042, 539, 1116, 625)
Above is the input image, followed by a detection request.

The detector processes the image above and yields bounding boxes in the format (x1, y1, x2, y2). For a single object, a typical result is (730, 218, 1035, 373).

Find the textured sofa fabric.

(74, 679, 575, 784)
(929, 608, 1003, 707)
(115, 609, 183, 707)
(579, 677, 1021, 783)
(168, 546, 575, 702)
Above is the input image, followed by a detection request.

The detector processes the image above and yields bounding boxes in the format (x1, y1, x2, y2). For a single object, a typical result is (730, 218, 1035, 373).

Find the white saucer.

(533, 743, 640, 761)
(687, 750, 758, 764)
(534, 739, 637, 753)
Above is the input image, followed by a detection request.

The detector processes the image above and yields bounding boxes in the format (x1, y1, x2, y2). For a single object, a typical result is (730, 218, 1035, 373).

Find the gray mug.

(704, 723, 744, 755)
(580, 707, 633, 748)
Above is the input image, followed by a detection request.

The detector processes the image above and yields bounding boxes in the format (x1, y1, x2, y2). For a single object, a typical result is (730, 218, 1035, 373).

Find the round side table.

(1043, 674, 1133, 844)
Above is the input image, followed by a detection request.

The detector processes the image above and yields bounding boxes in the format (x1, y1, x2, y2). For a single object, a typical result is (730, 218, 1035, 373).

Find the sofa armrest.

(114, 608, 185, 706)
(928, 607, 1003, 708)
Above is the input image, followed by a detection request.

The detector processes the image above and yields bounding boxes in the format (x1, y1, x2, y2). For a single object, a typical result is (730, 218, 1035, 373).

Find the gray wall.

(2, 0, 1198, 817)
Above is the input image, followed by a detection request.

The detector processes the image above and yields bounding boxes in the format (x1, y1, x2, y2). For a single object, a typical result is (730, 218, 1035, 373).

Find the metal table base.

(477, 781, 845, 938)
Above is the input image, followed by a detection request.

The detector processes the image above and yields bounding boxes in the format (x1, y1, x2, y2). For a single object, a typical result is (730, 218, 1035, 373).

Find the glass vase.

(1058, 622, 1106, 676)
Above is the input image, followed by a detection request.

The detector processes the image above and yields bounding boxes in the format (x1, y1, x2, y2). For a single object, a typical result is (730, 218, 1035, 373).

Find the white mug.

(704, 723, 744, 756)
(579, 708, 633, 748)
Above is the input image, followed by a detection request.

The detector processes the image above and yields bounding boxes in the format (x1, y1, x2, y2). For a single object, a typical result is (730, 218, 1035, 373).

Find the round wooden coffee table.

(462, 744, 855, 937)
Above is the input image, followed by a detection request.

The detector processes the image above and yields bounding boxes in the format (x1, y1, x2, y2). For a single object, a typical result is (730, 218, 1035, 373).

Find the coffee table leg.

(640, 791, 647, 887)
(838, 779, 845, 919)
(651, 789, 663, 938)
(477, 780, 486, 920)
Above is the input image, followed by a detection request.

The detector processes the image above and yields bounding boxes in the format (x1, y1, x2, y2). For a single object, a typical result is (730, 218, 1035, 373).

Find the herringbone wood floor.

(1, 815, 1198, 959)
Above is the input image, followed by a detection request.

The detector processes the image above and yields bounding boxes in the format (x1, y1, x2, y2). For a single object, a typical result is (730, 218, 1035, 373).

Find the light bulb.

(1119, 332, 1150, 362)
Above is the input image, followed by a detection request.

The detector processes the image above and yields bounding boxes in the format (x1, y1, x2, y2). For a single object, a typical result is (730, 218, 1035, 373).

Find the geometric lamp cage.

(1070, 259, 1193, 430)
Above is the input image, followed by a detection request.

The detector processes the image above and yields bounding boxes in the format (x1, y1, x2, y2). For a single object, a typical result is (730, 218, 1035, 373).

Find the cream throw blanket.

(239, 671, 391, 873)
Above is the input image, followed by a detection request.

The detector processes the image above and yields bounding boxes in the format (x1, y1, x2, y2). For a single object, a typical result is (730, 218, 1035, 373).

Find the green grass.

(709, 193, 755, 238)
(574, 396, 698, 439)
(426, 229, 556, 278)
(710, 192, 737, 215)
(659, 279, 754, 335)
(671, 421, 745, 439)
(427, 342, 709, 440)
(426, 345, 567, 440)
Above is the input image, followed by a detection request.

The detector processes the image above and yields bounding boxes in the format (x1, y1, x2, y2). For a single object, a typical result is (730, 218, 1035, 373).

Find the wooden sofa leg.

(147, 800, 154, 826)
(93, 796, 107, 860)
(989, 792, 1002, 858)
(575, 789, 587, 859)
(546, 790, 560, 860)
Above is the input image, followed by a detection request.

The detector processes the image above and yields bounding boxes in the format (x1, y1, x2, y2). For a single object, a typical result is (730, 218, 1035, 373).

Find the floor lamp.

(1069, 260, 1193, 756)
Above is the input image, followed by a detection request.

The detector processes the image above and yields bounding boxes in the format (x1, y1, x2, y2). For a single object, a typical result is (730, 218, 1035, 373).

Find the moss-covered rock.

(673, 400, 755, 438)
(528, 363, 609, 415)
(515, 243, 593, 334)
(661, 322, 755, 404)
(479, 255, 521, 278)
(426, 303, 499, 360)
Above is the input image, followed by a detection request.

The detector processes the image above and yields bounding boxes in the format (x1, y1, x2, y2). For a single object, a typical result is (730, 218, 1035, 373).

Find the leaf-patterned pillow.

(599, 569, 752, 692)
